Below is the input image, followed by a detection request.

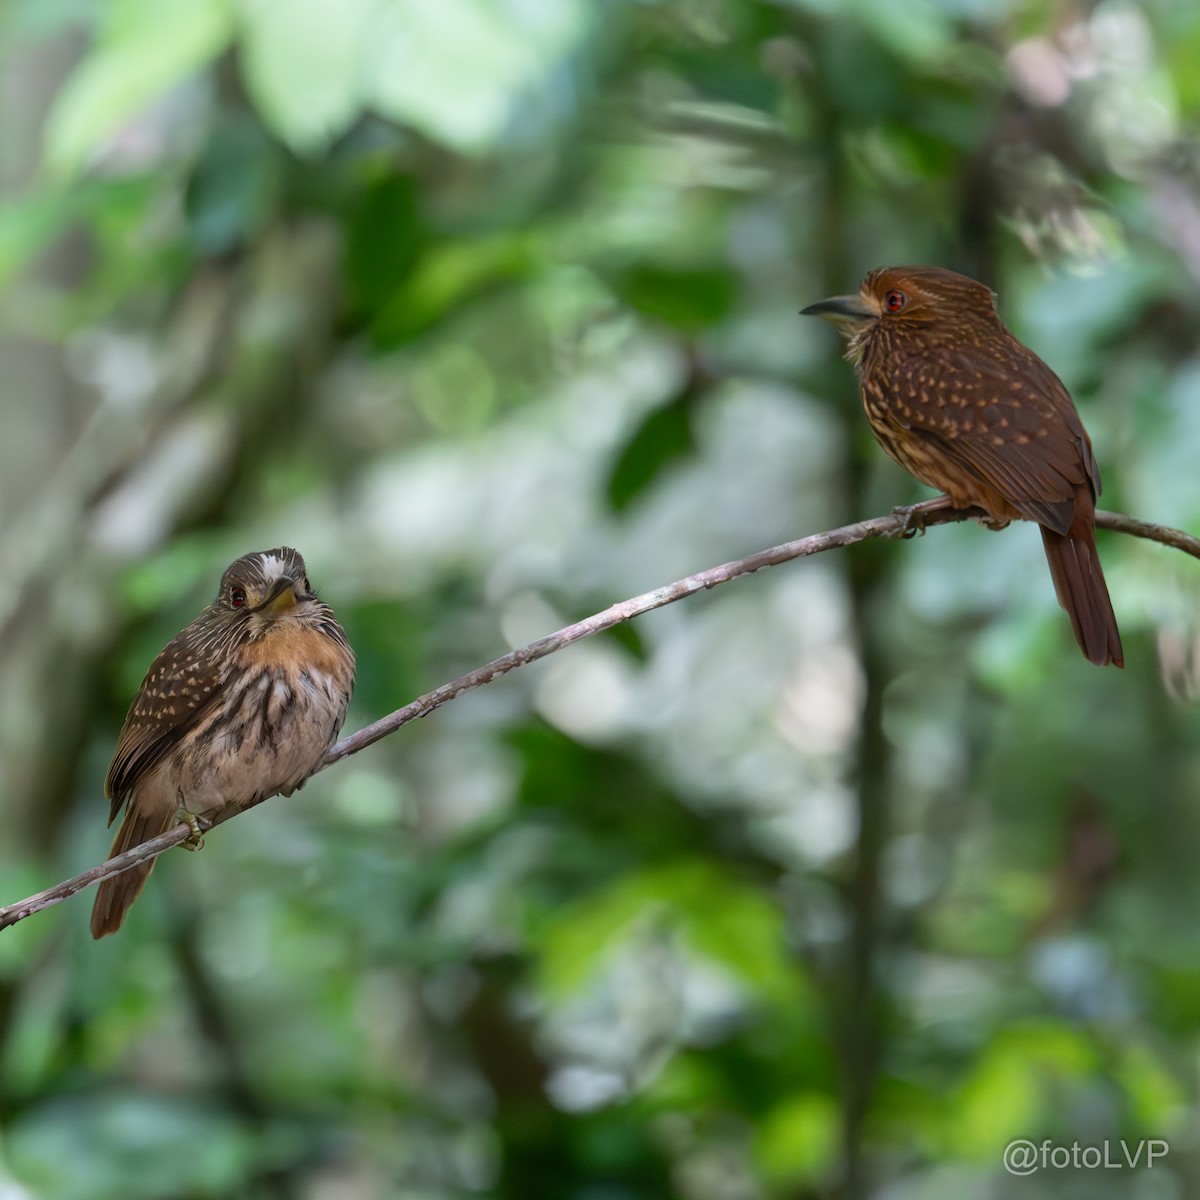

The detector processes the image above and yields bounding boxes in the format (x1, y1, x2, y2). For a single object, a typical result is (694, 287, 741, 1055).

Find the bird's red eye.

(885, 290, 907, 313)
(230, 586, 247, 608)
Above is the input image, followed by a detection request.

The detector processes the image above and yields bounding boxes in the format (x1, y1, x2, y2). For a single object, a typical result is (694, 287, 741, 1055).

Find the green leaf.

(43, 0, 233, 177)
(949, 1024, 1096, 1157)
(235, 0, 376, 154)
(537, 860, 796, 1004)
(755, 1093, 840, 1183)
(611, 263, 739, 332)
(372, 233, 539, 344)
(366, 0, 591, 153)
(0, 189, 79, 287)
(345, 173, 423, 316)
(1115, 1042, 1186, 1129)
(606, 392, 698, 513)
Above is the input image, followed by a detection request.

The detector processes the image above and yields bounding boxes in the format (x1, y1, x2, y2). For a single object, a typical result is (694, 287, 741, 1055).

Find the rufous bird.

(803, 265, 1122, 667)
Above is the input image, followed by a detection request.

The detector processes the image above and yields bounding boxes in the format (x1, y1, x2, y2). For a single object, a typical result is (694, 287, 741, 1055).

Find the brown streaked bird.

(802, 265, 1122, 667)
(91, 547, 356, 938)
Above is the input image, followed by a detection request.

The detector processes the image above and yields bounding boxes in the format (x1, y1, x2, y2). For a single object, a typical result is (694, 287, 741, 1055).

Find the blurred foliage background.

(2, 0, 1200, 1197)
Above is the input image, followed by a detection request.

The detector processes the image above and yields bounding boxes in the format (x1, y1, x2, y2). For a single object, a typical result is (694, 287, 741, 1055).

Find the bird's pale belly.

(145, 664, 349, 821)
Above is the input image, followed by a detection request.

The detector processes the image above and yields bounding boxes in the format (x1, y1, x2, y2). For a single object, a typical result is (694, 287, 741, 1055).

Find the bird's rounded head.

(802, 265, 1001, 362)
(215, 546, 314, 619)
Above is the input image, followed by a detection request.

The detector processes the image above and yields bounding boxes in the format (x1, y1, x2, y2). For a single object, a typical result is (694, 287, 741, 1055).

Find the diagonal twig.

(1, 505, 1195, 932)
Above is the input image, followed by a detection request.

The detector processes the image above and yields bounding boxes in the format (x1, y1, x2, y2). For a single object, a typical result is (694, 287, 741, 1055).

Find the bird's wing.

(105, 627, 225, 824)
(889, 342, 1100, 534)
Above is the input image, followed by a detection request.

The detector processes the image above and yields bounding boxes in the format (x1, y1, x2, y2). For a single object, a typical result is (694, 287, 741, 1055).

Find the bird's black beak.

(256, 574, 301, 614)
(800, 293, 879, 327)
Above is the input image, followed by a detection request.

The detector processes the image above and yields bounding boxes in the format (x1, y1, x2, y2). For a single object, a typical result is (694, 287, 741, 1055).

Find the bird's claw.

(175, 794, 205, 851)
(891, 497, 999, 538)
(891, 503, 928, 539)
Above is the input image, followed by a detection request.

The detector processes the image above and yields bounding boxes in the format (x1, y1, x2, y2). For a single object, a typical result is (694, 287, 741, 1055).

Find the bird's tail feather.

(1040, 519, 1123, 668)
(90, 804, 174, 938)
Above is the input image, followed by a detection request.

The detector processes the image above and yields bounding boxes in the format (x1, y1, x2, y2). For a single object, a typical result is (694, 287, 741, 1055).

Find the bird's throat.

(844, 325, 874, 369)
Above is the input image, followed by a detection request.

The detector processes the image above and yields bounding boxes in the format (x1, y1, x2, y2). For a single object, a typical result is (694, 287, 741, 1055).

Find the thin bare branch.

(1095, 509, 1200, 558)
(1, 505, 1194, 932)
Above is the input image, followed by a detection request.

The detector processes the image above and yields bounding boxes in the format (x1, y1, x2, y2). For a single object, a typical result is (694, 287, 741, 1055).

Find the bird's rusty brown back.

(802, 265, 1123, 667)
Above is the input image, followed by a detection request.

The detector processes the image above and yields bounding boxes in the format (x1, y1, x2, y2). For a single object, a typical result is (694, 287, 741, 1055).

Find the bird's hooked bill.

(257, 574, 301, 613)
(800, 293, 878, 324)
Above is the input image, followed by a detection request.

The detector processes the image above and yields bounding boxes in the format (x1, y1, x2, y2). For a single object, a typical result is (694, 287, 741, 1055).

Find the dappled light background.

(2, 1, 1200, 1197)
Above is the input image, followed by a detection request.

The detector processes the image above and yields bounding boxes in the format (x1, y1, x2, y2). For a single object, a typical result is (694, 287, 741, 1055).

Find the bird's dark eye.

(303, 576, 311, 594)
(885, 289, 907, 313)
(230, 586, 247, 608)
